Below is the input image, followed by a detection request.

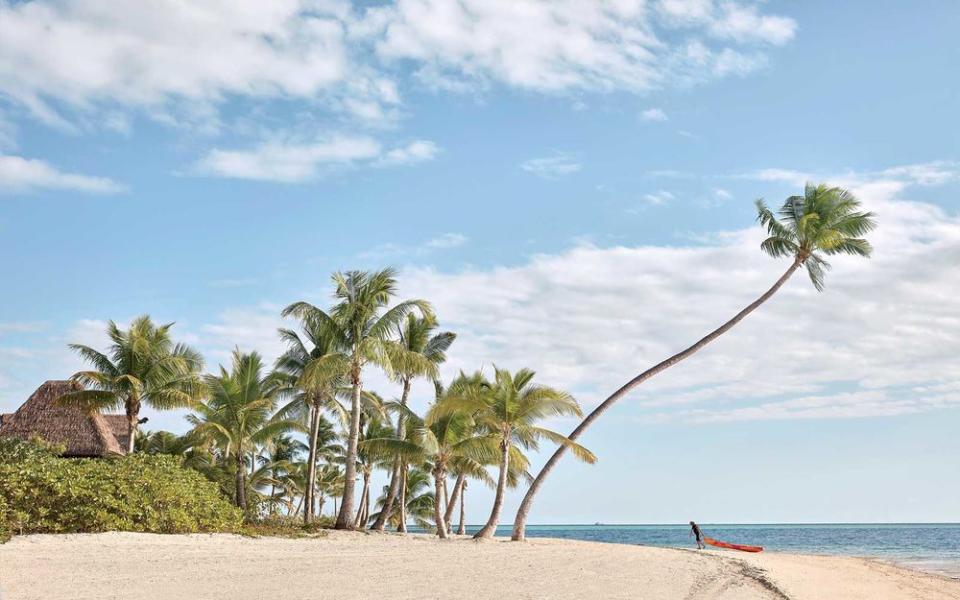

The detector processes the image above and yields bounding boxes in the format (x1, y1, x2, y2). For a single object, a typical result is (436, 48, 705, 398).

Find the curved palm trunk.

(511, 259, 803, 541)
(354, 472, 370, 528)
(474, 440, 510, 539)
(304, 403, 321, 524)
(235, 450, 248, 511)
(397, 465, 408, 532)
(444, 473, 465, 530)
(433, 468, 448, 539)
(457, 480, 467, 535)
(335, 374, 363, 529)
(371, 378, 412, 531)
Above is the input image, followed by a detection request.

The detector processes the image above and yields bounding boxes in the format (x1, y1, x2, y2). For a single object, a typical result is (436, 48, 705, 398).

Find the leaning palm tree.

(436, 367, 594, 539)
(511, 183, 877, 540)
(188, 350, 299, 512)
(282, 268, 432, 529)
(273, 319, 349, 524)
(372, 314, 456, 531)
(59, 316, 204, 453)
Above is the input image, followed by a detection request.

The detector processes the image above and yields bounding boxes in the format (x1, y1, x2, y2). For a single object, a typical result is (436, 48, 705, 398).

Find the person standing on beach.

(689, 521, 705, 550)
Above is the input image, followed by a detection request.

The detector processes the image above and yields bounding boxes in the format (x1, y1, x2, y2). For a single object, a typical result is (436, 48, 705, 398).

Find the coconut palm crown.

(59, 315, 204, 453)
(756, 183, 876, 291)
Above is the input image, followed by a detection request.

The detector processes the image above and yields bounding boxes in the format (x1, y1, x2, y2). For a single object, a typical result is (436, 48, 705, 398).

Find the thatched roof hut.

(0, 380, 128, 457)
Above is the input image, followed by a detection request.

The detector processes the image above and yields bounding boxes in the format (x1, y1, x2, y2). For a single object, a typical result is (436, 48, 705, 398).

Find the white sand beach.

(1, 531, 957, 600)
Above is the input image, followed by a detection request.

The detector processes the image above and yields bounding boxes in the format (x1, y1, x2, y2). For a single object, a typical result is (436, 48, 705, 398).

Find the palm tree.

(371, 467, 436, 530)
(59, 316, 204, 453)
(188, 350, 299, 512)
(353, 415, 396, 528)
(436, 367, 593, 539)
(273, 318, 349, 524)
(511, 183, 877, 540)
(259, 434, 306, 515)
(372, 314, 455, 531)
(282, 268, 432, 529)
(364, 396, 496, 539)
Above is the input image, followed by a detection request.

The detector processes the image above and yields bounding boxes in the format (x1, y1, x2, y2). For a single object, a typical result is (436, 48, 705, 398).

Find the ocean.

(454, 523, 960, 577)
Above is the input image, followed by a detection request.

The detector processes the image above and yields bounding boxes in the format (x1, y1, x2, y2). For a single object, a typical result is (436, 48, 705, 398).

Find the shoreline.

(2, 531, 959, 600)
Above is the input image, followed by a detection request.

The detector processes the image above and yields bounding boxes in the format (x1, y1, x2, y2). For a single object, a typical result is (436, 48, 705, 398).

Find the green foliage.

(0, 438, 243, 539)
(756, 183, 876, 290)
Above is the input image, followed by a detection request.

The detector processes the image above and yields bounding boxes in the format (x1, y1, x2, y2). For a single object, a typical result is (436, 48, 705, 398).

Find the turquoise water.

(457, 523, 960, 577)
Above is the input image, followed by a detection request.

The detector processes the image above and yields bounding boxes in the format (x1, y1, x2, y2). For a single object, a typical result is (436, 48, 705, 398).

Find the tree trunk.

(235, 450, 248, 511)
(125, 396, 140, 454)
(433, 468, 448, 539)
(335, 372, 363, 529)
(511, 259, 803, 541)
(304, 402, 321, 525)
(354, 472, 370, 528)
(474, 440, 510, 539)
(371, 377, 412, 531)
(457, 480, 467, 535)
(398, 464, 408, 533)
(444, 473, 465, 530)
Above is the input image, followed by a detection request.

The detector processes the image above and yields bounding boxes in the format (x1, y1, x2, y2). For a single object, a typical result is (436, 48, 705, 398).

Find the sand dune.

(1, 531, 957, 600)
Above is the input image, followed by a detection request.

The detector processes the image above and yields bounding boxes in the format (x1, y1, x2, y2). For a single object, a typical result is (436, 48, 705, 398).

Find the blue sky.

(1, 0, 958, 524)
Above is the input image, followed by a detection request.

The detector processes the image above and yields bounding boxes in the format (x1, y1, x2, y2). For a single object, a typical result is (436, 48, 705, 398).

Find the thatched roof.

(0, 380, 127, 457)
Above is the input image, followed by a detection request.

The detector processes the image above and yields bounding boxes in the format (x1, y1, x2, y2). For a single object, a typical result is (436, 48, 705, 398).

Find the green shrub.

(0, 438, 243, 538)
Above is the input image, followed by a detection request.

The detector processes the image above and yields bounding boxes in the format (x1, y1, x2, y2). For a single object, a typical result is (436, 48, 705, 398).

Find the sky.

(1, 0, 958, 524)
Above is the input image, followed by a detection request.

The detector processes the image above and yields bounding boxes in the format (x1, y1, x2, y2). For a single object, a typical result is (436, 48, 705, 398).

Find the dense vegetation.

(3, 185, 874, 541)
(0, 438, 242, 541)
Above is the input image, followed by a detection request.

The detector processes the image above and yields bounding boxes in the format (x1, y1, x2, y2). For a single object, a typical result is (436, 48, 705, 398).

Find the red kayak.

(703, 536, 764, 553)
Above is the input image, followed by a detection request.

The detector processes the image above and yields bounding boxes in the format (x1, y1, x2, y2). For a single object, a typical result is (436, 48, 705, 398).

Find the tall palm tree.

(59, 316, 204, 453)
(511, 183, 877, 540)
(437, 367, 593, 539)
(372, 314, 456, 531)
(282, 268, 432, 529)
(188, 350, 299, 511)
(273, 318, 349, 524)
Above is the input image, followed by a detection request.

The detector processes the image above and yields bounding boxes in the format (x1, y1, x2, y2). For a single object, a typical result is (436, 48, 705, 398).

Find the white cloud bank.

(0, 1, 796, 133)
(0, 155, 124, 194)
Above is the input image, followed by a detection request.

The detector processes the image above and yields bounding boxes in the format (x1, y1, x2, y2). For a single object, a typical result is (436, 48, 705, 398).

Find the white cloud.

(194, 136, 380, 182)
(0, 1, 395, 130)
(0, 0, 797, 144)
(0, 322, 46, 334)
(708, 2, 797, 45)
(521, 155, 582, 179)
(640, 190, 675, 206)
(712, 187, 733, 200)
(656, 0, 796, 46)
(193, 136, 437, 182)
(359, 232, 469, 260)
(640, 108, 669, 122)
(0, 155, 125, 194)
(739, 161, 960, 190)
(425, 232, 468, 249)
(377, 139, 441, 166)
(369, 0, 794, 93)
(392, 167, 960, 424)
